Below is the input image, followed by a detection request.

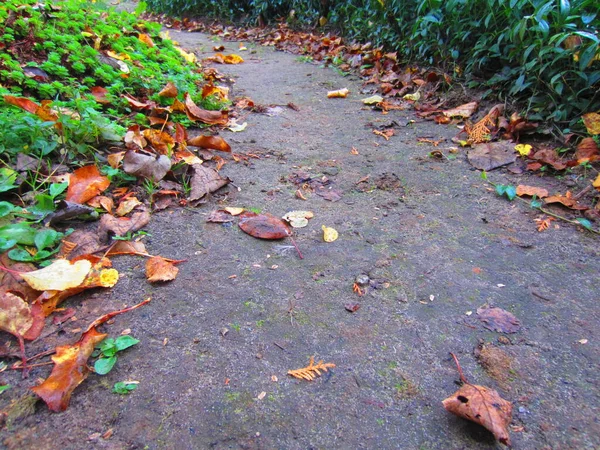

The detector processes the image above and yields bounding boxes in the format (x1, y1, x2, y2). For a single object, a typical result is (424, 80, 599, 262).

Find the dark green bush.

(146, 0, 599, 125)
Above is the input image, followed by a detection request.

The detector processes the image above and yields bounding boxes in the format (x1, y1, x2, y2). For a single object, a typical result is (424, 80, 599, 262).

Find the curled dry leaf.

(146, 256, 179, 283)
(516, 185, 549, 198)
(107, 151, 125, 169)
(0, 254, 39, 301)
(322, 225, 338, 242)
(98, 209, 151, 241)
(287, 356, 336, 381)
(66, 165, 110, 204)
(123, 150, 172, 182)
(21, 259, 92, 292)
(189, 164, 230, 201)
(574, 137, 600, 163)
(187, 135, 231, 152)
(184, 93, 229, 125)
(158, 81, 178, 98)
(327, 88, 349, 98)
(238, 212, 292, 240)
(282, 210, 314, 228)
(477, 306, 521, 333)
(442, 383, 512, 445)
(105, 240, 148, 257)
(544, 191, 588, 210)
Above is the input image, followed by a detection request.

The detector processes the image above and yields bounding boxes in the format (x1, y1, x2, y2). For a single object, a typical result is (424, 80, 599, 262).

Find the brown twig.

(289, 236, 304, 259)
(450, 352, 468, 384)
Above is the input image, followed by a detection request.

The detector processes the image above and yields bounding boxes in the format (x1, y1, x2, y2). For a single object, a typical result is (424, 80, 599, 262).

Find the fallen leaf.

(467, 142, 517, 171)
(322, 225, 338, 242)
(282, 210, 314, 228)
(582, 112, 600, 135)
(123, 150, 172, 182)
(209, 53, 244, 64)
(544, 191, 588, 210)
(373, 129, 394, 140)
(316, 189, 342, 202)
(477, 306, 521, 333)
(535, 216, 555, 232)
(138, 33, 155, 47)
(115, 197, 142, 217)
(21, 259, 92, 292)
(90, 87, 110, 104)
(0, 254, 40, 300)
(142, 129, 175, 155)
(362, 95, 383, 105)
(98, 210, 151, 241)
(443, 383, 512, 445)
(531, 148, 567, 171)
(184, 93, 228, 125)
(345, 303, 361, 312)
(593, 174, 600, 191)
(189, 164, 230, 201)
(224, 207, 244, 216)
(514, 143, 532, 156)
(105, 240, 148, 257)
(238, 212, 292, 240)
(187, 135, 231, 152)
(66, 165, 110, 204)
(516, 185, 549, 198)
(442, 101, 478, 118)
(158, 82, 178, 98)
(207, 210, 235, 223)
(288, 356, 335, 381)
(174, 149, 203, 166)
(574, 137, 600, 163)
(327, 88, 349, 98)
(146, 256, 179, 282)
(228, 121, 247, 132)
(31, 299, 150, 412)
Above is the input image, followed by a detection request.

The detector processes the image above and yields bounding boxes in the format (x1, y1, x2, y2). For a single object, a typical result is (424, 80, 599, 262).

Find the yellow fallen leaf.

(593, 173, 600, 190)
(106, 51, 131, 61)
(223, 54, 244, 64)
(403, 91, 421, 101)
(99, 269, 119, 287)
(322, 225, 338, 242)
(138, 33, 155, 48)
(327, 88, 349, 99)
(175, 46, 196, 64)
(224, 207, 244, 216)
(514, 144, 532, 156)
(582, 112, 600, 135)
(21, 259, 92, 291)
(362, 95, 384, 105)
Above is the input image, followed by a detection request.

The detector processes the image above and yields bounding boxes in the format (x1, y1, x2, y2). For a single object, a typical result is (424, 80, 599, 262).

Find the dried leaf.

(0, 254, 39, 300)
(189, 164, 230, 201)
(174, 149, 203, 166)
(105, 240, 148, 257)
(442, 101, 478, 118)
(282, 211, 314, 228)
(582, 112, 600, 135)
(516, 185, 549, 198)
(287, 356, 335, 381)
(477, 306, 521, 333)
(187, 135, 231, 152)
(158, 82, 178, 98)
(207, 210, 235, 223)
(535, 217, 555, 232)
(593, 173, 600, 191)
(344, 303, 361, 313)
(90, 86, 110, 104)
(21, 259, 92, 292)
(442, 383, 512, 445)
(66, 165, 110, 204)
(238, 212, 292, 240)
(142, 129, 175, 154)
(467, 142, 517, 171)
(98, 209, 151, 240)
(514, 143, 532, 156)
(0, 291, 43, 340)
(322, 225, 338, 242)
(574, 137, 600, 163)
(184, 93, 228, 125)
(327, 88, 349, 98)
(544, 191, 588, 210)
(531, 148, 567, 171)
(362, 95, 383, 105)
(115, 197, 142, 217)
(222, 53, 244, 64)
(31, 299, 150, 412)
(224, 207, 244, 216)
(146, 256, 179, 283)
(138, 33, 155, 47)
(123, 150, 172, 182)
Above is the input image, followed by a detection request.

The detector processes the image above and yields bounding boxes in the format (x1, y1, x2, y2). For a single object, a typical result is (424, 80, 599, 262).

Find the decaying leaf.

(187, 135, 231, 152)
(282, 210, 314, 228)
(21, 259, 92, 292)
(115, 197, 142, 217)
(238, 212, 292, 240)
(477, 306, 521, 333)
(516, 185, 549, 198)
(189, 164, 230, 201)
(530, 148, 567, 171)
(574, 137, 600, 163)
(90, 86, 110, 104)
(467, 142, 517, 171)
(582, 112, 600, 135)
(98, 210, 151, 241)
(544, 191, 588, 210)
(0, 254, 40, 301)
(184, 93, 229, 125)
(442, 101, 478, 118)
(66, 165, 110, 204)
(31, 299, 150, 412)
(209, 53, 244, 64)
(322, 225, 338, 242)
(104, 240, 148, 257)
(287, 356, 336, 381)
(207, 210, 235, 223)
(327, 88, 349, 98)
(362, 95, 383, 105)
(224, 207, 244, 216)
(123, 150, 172, 182)
(146, 256, 179, 283)
(158, 81, 178, 98)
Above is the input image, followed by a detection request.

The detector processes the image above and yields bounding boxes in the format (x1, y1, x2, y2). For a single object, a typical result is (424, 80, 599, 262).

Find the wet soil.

(1, 15, 599, 450)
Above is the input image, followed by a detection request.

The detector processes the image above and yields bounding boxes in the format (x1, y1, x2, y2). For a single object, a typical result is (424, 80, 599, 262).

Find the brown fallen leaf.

(98, 209, 151, 241)
(544, 191, 588, 210)
(574, 137, 600, 163)
(238, 212, 292, 240)
(345, 302, 361, 312)
(123, 150, 172, 182)
(104, 240, 148, 257)
(467, 142, 517, 171)
(146, 256, 179, 283)
(184, 93, 229, 125)
(443, 353, 512, 446)
(0, 253, 39, 301)
(189, 164, 230, 201)
(142, 128, 175, 155)
(288, 356, 336, 381)
(516, 185, 549, 198)
(90, 86, 110, 104)
(66, 165, 110, 204)
(31, 299, 150, 412)
(530, 148, 567, 171)
(207, 210, 235, 223)
(187, 135, 231, 152)
(59, 230, 102, 260)
(477, 306, 521, 333)
(138, 33, 155, 47)
(373, 129, 394, 140)
(442, 101, 478, 118)
(158, 81, 178, 98)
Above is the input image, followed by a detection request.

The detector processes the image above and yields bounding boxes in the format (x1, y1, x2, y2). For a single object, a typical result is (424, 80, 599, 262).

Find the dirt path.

(2, 21, 599, 450)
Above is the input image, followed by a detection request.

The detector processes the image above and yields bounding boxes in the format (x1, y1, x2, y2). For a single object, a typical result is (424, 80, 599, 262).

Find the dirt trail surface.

(2, 21, 600, 450)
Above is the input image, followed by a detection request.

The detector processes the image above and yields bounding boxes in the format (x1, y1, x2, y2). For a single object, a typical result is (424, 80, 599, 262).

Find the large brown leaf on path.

(98, 209, 151, 241)
(146, 256, 179, 283)
(467, 142, 517, 171)
(477, 306, 521, 333)
(238, 212, 292, 240)
(122, 150, 171, 182)
(544, 192, 589, 210)
(105, 240, 148, 257)
(184, 93, 228, 125)
(442, 383, 513, 445)
(187, 135, 231, 152)
(189, 163, 230, 201)
(442, 101, 478, 118)
(66, 165, 110, 204)
(31, 299, 150, 412)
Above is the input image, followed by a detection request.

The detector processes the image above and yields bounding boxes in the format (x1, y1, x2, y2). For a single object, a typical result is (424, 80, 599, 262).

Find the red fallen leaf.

(122, 94, 155, 110)
(238, 212, 292, 240)
(66, 165, 110, 204)
(31, 299, 150, 412)
(174, 123, 188, 145)
(146, 256, 179, 283)
(90, 86, 110, 104)
(344, 303, 361, 312)
(4, 95, 39, 114)
(544, 191, 589, 210)
(184, 93, 228, 125)
(187, 135, 231, 152)
(477, 306, 521, 333)
(574, 137, 600, 163)
(443, 379, 512, 445)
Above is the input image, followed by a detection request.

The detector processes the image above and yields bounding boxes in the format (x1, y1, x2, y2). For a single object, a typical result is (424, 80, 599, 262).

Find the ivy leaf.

(504, 185, 517, 200)
(495, 185, 507, 196)
(0, 237, 17, 252)
(7, 248, 34, 262)
(114, 335, 140, 352)
(0, 222, 37, 246)
(575, 218, 593, 231)
(530, 197, 543, 208)
(94, 355, 117, 375)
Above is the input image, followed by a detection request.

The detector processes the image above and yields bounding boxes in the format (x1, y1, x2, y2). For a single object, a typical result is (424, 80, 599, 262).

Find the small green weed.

(93, 335, 140, 375)
(113, 381, 139, 395)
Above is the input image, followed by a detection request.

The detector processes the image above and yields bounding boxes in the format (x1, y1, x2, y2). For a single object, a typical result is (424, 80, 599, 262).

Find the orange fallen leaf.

(146, 256, 179, 283)
(516, 185, 549, 198)
(534, 217, 555, 232)
(158, 81, 178, 98)
(187, 135, 231, 152)
(582, 112, 600, 135)
(31, 299, 150, 412)
(373, 129, 394, 140)
(138, 33, 155, 47)
(288, 356, 336, 381)
(574, 137, 600, 163)
(66, 165, 110, 204)
(544, 191, 588, 210)
(90, 86, 110, 104)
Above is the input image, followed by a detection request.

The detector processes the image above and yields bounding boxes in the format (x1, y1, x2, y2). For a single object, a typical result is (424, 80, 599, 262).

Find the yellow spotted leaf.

(322, 225, 338, 242)
(21, 259, 92, 291)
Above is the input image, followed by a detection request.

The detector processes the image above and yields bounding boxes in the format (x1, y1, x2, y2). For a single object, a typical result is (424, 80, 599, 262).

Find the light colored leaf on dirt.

(282, 211, 314, 228)
(322, 225, 338, 242)
(123, 150, 171, 182)
(514, 143, 532, 156)
(467, 142, 517, 171)
(66, 165, 110, 204)
(138, 33, 155, 47)
(0, 291, 34, 338)
(477, 306, 521, 333)
(207, 210, 235, 223)
(516, 185, 549, 198)
(146, 256, 179, 283)
(21, 259, 91, 292)
(327, 88, 349, 98)
(362, 95, 383, 105)
(287, 356, 335, 381)
(189, 164, 230, 201)
(442, 101, 478, 118)
(115, 197, 142, 217)
(224, 207, 244, 216)
(442, 383, 512, 445)
(228, 121, 248, 132)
